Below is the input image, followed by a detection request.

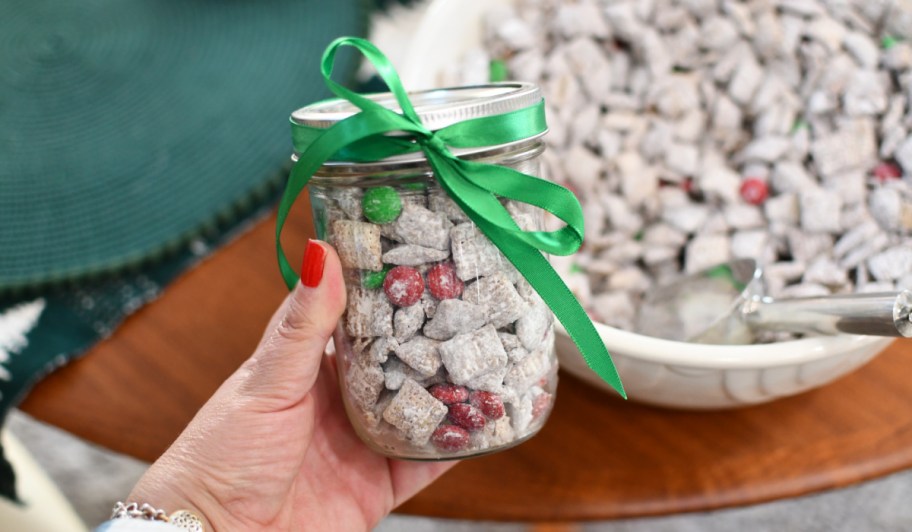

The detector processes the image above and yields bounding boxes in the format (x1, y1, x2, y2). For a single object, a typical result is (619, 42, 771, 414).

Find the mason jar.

(291, 83, 558, 459)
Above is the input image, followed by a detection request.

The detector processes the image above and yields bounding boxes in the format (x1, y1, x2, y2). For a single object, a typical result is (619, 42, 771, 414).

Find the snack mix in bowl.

(446, 0, 912, 343)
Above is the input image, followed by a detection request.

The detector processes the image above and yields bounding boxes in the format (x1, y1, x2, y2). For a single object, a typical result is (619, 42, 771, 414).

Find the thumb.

(239, 239, 347, 405)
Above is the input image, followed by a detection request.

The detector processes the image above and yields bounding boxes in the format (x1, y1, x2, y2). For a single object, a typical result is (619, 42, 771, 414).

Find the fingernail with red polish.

(301, 239, 327, 288)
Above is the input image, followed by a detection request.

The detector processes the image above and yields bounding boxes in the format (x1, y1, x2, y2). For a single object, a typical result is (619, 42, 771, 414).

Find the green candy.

(489, 59, 508, 82)
(883, 35, 899, 49)
(362, 264, 393, 289)
(362, 186, 402, 223)
(790, 119, 807, 133)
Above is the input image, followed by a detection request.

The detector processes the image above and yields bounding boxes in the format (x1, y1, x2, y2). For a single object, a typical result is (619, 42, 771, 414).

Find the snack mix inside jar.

(292, 83, 559, 459)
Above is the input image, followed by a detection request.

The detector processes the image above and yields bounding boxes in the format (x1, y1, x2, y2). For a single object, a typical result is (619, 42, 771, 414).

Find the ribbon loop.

(277, 36, 625, 398)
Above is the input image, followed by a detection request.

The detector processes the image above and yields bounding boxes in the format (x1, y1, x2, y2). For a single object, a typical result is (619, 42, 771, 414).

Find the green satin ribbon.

(276, 37, 625, 398)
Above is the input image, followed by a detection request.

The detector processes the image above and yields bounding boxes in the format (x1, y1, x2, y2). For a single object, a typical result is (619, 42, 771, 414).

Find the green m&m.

(362, 264, 393, 289)
(362, 186, 402, 223)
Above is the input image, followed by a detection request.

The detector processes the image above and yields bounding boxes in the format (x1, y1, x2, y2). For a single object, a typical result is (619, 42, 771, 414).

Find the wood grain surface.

(19, 207, 912, 521)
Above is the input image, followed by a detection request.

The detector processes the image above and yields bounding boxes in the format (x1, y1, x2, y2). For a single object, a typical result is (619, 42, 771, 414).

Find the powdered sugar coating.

(316, 180, 557, 459)
(452, 0, 912, 342)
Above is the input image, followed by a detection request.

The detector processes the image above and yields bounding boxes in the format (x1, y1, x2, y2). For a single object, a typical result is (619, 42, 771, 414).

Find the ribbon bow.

(276, 37, 624, 397)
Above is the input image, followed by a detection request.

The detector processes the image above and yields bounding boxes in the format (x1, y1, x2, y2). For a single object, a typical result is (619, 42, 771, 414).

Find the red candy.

(428, 383, 469, 405)
(430, 425, 470, 452)
(532, 392, 553, 419)
(448, 403, 486, 431)
(873, 162, 902, 182)
(469, 390, 505, 420)
(382, 266, 424, 307)
(681, 177, 695, 194)
(427, 262, 464, 300)
(739, 178, 769, 205)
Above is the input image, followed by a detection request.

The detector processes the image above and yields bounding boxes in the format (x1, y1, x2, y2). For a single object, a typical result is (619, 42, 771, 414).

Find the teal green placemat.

(0, 186, 282, 503)
(0, 0, 375, 502)
(0, 0, 366, 294)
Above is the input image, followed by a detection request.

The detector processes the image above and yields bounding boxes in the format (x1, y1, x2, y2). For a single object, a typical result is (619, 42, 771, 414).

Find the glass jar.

(292, 83, 558, 460)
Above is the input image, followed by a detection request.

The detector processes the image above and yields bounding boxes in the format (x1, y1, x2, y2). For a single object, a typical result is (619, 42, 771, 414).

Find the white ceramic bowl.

(554, 323, 893, 409)
(402, 0, 897, 409)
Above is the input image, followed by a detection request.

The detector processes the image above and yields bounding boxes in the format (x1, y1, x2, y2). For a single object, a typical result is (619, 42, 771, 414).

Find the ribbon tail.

(478, 218, 626, 398)
(427, 153, 626, 398)
(276, 161, 315, 290)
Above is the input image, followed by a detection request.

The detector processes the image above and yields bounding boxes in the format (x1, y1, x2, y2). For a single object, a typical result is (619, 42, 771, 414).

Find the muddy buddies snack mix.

(446, 0, 912, 341)
(315, 180, 557, 459)
(287, 78, 564, 460)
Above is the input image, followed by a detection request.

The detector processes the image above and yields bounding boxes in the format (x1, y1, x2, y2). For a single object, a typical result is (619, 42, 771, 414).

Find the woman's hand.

(129, 240, 455, 530)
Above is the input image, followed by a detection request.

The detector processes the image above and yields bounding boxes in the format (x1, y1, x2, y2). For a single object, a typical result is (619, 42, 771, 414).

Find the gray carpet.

(8, 410, 147, 527)
(9, 409, 912, 531)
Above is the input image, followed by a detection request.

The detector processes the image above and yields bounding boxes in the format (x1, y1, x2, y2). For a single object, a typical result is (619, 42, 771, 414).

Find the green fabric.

(0, 194, 281, 503)
(277, 38, 625, 397)
(0, 0, 372, 502)
(0, 0, 367, 295)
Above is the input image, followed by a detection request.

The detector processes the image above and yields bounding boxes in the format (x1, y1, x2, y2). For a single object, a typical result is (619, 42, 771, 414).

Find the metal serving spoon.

(635, 258, 912, 344)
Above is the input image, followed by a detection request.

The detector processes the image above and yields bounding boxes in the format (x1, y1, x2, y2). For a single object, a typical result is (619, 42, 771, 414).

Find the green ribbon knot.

(276, 37, 624, 397)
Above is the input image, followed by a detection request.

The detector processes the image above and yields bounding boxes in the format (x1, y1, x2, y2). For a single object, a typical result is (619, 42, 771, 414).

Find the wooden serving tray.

(20, 207, 912, 521)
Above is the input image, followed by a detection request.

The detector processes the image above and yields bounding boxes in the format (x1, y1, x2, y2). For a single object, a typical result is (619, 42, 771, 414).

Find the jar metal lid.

(291, 82, 542, 133)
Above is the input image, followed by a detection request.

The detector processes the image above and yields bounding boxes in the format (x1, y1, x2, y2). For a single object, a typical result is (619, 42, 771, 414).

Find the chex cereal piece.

(379, 222, 400, 242)
(391, 204, 453, 251)
(420, 366, 450, 388)
(345, 287, 394, 338)
(515, 298, 553, 351)
(507, 347, 530, 363)
(331, 188, 364, 220)
(361, 390, 395, 429)
(450, 223, 510, 281)
(799, 189, 843, 234)
(351, 336, 372, 358)
(316, 193, 347, 228)
(401, 189, 429, 208)
(382, 356, 426, 391)
(470, 415, 515, 450)
(423, 299, 487, 340)
(868, 245, 912, 281)
(498, 332, 523, 352)
(394, 303, 425, 343)
(466, 366, 508, 394)
(382, 244, 449, 266)
(463, 273, 527, 329)
(329, 220, 383, 271)
(347, 360, 385, 412)
(368, 336, 399, 364)
(382, 379, 448, 445)
(394, 335, 442, 377)
(506, 393, 535, 435)
(429, 188, 470, 223)
(420, 291, 439, 319)
(439, 324, 509, 386)
(504, 348, 552, 394)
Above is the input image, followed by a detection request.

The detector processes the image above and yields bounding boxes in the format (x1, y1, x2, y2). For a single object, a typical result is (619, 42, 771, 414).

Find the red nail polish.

(301, 239, 327, 288)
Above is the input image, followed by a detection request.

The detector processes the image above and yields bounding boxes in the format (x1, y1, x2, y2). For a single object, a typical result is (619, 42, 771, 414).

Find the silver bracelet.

(111, 502, 205, 531)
